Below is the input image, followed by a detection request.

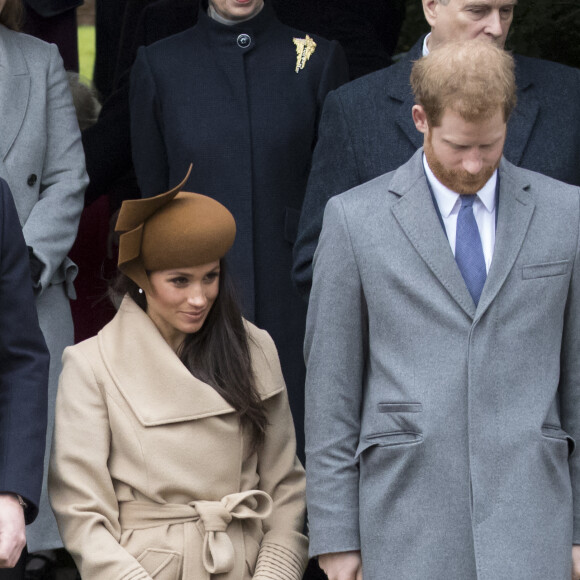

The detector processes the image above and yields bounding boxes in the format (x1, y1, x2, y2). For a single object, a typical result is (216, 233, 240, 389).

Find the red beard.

(424, 135, 500, 195)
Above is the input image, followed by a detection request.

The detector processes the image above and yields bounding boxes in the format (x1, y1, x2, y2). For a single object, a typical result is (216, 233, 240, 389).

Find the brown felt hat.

(115, 166, 236, 293)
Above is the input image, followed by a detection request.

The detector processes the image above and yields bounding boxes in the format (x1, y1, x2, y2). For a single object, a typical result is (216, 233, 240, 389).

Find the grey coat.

(0, 24, 88, 551)
(305, 150, 580, 580)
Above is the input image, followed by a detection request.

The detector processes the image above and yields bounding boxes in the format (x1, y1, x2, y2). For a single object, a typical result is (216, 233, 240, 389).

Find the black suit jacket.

(0, 178, 49, 523)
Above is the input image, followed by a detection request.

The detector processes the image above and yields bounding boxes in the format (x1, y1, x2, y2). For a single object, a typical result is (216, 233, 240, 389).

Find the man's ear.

(422, 0, 439, 27)
(412, 105, 429, 134)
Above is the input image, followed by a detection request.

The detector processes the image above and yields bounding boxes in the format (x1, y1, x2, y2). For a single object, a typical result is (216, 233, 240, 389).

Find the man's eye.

(500, 7, 514, 18)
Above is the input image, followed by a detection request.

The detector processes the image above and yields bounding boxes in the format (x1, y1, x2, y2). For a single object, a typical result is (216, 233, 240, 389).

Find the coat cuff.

(254, 538, 308, 580)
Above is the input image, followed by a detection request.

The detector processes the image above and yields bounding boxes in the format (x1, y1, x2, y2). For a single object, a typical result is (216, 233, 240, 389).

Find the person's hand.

(318, 550, 362, 580)
(572, 545, 580, 580)
(0, 494, 26, 568)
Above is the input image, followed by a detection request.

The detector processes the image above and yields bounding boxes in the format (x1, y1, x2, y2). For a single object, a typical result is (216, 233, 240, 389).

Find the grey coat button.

(237, 34, 251, 48)
(27, 174, 37, 186)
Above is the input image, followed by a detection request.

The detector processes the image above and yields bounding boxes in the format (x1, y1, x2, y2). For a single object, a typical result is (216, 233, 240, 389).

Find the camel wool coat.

(48, 296, 308, 580)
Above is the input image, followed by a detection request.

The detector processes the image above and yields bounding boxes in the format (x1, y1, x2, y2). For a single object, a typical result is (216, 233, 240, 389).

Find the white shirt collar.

(423, 33, 431, 56)
(422, 153, 497, 218)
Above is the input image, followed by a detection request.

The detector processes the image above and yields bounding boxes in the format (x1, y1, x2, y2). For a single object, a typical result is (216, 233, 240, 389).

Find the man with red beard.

(304, 40, 580, 580)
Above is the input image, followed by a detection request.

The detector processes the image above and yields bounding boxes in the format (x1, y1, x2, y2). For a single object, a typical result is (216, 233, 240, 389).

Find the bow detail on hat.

(193, 490, 273, 574)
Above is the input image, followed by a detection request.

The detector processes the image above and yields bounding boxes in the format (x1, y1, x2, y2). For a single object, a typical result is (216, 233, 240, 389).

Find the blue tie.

(455, 195, 486, 305)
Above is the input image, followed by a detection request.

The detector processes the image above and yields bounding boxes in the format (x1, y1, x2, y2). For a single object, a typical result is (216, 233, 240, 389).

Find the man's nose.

(483, 11, 504, 39)
(462, 150, 483, 175)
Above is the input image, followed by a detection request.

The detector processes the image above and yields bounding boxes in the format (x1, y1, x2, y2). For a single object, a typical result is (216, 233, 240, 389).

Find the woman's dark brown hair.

(111, 260, 268, 449)
(0, 0, 24, 31)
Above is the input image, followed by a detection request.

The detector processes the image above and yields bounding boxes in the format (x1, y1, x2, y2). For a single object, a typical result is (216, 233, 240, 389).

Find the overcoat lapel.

(98, 297, 284, 427)
(0, 26, 30, 161)
(98, 297, 235, 426)
(504, 66, 539, 166)
(390, 152, 476, 319)
(390, 41, 423, 153)
(474, 160, 535, 321)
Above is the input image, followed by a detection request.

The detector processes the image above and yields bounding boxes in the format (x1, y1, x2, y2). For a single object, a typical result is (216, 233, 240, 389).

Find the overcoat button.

(237, 34, 251, 48)
(27, 174, 37, 186)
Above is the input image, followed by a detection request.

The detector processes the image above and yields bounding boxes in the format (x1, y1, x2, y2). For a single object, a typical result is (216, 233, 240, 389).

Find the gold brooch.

(293, 35, 317, 73)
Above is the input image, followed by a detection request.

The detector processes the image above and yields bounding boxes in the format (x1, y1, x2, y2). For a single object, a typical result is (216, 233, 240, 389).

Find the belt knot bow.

(192, 490, 273, 575)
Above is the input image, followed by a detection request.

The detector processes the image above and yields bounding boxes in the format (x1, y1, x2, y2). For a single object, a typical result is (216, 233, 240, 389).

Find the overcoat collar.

(98, 296, 283, 426)
(390, 149, 535, 321)
(0, 25, 30, 161)
(386, 35, 540, 166)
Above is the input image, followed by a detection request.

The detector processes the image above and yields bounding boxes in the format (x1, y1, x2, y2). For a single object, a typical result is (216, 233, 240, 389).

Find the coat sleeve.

(292, 86, 362, 301)
(48, 346, 154, 580)
(21, 43, 88, 294)
(0, 179, 49, 523)
(560, 188, 580, 543)
(252, 333, 308, 580)
(304, 196, 365, 557)
(129, 47, 170, 198)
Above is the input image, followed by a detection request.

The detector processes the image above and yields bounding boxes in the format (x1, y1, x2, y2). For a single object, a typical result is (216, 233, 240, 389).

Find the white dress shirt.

(423, 154, 497, 273)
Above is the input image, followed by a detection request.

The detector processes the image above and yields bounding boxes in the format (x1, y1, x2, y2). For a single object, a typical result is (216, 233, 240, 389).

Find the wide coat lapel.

(390, 150, 476, 319)
(98, 297, 285, 426)
(474, 159, 535, 321)
(0, 26, 30, 161)
(98, 297, 235, 426)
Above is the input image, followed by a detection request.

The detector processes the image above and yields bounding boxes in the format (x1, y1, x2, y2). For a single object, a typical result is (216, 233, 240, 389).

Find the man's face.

(423, 0, 517, 50)
(413, 106, 507, 194)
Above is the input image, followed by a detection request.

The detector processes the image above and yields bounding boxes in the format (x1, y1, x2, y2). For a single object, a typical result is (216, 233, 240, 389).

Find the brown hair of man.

(0, 0, 24, 31)
(410, 40, 517, 127)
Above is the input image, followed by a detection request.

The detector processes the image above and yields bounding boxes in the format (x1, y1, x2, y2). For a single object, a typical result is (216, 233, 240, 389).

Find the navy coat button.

(27, 174, 37, 186)
(237, 33, 251, 48)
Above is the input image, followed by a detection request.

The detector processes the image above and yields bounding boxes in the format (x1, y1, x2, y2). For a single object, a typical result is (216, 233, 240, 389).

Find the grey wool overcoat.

(0, 24, 88, 550)
(305, 150, 580, 580)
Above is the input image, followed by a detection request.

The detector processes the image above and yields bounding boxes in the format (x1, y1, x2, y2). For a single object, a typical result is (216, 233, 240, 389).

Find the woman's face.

(145, 261, 220, 351)
(210, 0, 264, 21)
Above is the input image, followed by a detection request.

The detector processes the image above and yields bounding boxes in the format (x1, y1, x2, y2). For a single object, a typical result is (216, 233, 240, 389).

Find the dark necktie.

(455, 195, 486, 305)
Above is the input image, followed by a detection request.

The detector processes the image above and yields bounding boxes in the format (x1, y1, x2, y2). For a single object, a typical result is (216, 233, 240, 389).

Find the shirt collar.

(422, 153, 497, 217)
(423, 33, 431, 56)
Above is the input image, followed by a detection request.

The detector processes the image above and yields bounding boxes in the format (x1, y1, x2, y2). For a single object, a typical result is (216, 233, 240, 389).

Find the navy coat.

(293, 37, 580, 298)
(0, 178, 49, 524)
(130, 1, 349, 458)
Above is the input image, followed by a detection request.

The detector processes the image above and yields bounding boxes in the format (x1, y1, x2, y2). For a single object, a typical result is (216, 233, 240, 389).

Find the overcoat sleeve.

(48, 346, 154, 580)
(304, 196, 366, 557)
(252, 332, 308, 580)
(0, 179, 49, 523)
(129, 47, 169, 198)
(560, 189, 580, 543)
(292, 87, 360, 300)
(21, 43, 87, 294)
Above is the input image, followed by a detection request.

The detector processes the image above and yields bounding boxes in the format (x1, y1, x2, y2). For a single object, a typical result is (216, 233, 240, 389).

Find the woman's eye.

(171, 277, 188, 286)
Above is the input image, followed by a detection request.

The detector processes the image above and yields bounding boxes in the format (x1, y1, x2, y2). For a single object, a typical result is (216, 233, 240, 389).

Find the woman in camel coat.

(48, 174, 307, 580)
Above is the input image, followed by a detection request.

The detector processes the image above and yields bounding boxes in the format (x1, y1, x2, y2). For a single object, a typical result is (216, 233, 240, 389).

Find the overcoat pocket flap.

(137, 548, 182, 579)
(541, 424, 576, 455)
(378, 402, 423, 413)
(522, 260, 569, 279)
(355, 431, 423, 458)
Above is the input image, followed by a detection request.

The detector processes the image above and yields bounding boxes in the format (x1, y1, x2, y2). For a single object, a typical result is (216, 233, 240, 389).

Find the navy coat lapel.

(504, 61, 539, 166)
(390, 151, 477, 319)
(390, 40, 424, 153)
(474, 160, 535, 322)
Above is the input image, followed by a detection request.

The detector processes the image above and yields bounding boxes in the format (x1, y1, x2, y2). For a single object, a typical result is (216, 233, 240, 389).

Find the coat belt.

(118, 490, 273, 578)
